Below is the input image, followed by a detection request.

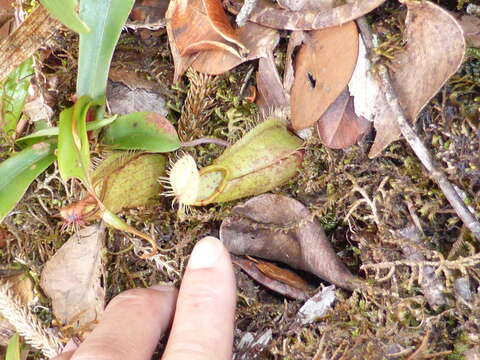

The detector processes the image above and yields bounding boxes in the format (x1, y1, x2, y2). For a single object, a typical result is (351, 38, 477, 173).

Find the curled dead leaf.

(167, 0, 265, 79)
(202, 0, 247, 52)
(40, 225, 105, 338)
(192, 21, 279, 75)
(225, 0, 386, 30)
(315, 88, 370, 149)
(220, 194, 357, 290)
(368, 1, 465, 158)
(256, 49, 289, 113)
(291, 21, 359, 130)
(232, 255, 310, 300)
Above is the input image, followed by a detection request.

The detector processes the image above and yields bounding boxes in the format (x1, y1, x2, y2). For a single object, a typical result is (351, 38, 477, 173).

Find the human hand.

(53, 236, 237, 360)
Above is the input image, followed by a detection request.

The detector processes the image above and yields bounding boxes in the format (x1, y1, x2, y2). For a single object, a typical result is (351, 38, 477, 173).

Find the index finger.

(162, 237, 237, 360)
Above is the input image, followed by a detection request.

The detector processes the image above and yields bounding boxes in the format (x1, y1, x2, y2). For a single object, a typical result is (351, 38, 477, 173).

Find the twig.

(181, 137, 230, 147)
(235, 0, 258, 27)
(356, 17, 480, 241)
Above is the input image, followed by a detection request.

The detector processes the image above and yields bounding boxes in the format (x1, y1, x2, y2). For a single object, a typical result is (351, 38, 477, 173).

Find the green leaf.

(0, 58, 34, 136)
(16, 115, 117, 144)
(102, 112, 180, 152)
(0, 142, 56, 223)
(76, 0, 134, 110)
(58, 96, 95, 182)
(39, 0, 90, 34)
(6, 333, 21, 360)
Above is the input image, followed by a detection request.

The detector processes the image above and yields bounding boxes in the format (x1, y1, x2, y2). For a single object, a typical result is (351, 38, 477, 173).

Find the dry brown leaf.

(368, 1, 465, 158)
(232, 256, 310, 300)
(291, 21, 358, 130)
(283, 30, 306, 93)
(165, 0, 198, 83)
(170, 0, 241, 58)
(166, 0, 230, 81)
(202, 0, 247, 52)
(130, 0, 168, 25)
(0, 0, 14, 40)
(191, 21, 279, 75)
(40, 225, 105, 338)
(255, 48, 288, 113)
(315, 88, 370, 149)
(107, 81, 168, 116)
(457, 14, 480, 47)
(225, 0, 386, 30)
(220, 194, 357, 290)
(248, 256, 310, 291)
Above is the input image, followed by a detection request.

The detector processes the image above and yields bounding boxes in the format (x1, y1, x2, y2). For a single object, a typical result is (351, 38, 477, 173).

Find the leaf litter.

(1, 0, 480, 358)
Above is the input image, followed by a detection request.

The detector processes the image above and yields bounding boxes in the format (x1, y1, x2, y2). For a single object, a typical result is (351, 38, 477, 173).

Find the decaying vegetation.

(0, 0, 480, 359)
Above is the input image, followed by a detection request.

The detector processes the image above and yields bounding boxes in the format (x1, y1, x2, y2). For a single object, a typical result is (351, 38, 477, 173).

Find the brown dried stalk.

(0, 284, 63, 358)
(0, 5, 62, 82)
(178, 69, 217, 141)
(356, 17, 480, 241)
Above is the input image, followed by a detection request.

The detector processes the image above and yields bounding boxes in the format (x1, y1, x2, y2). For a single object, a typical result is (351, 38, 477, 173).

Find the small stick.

(236, 0, 258, 27)
(181, 137, 230, 147)
(356, 17, 480, 241)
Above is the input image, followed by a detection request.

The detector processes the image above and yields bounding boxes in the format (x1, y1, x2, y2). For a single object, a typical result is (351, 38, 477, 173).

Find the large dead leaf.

(220, 194, 357, 290)
(40, 225, 105, 338)
(291, 21, 359, 130)
(315, 88, 370, 149)
(166, 0, 249, 80)
(170, 0, 242, 57)
(192, 21, 279, 75)
(202, 0, 246, 52)
(368, 1, 465, 158)
(225, 0, 386, 30)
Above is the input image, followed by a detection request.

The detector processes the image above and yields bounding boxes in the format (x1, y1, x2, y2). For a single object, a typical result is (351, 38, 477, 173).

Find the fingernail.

(150, 284, 175, 292)
(188, 236, 223, 269)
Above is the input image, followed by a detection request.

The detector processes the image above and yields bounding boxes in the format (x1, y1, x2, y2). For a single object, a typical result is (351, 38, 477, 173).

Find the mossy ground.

(1, 0, 480, 358)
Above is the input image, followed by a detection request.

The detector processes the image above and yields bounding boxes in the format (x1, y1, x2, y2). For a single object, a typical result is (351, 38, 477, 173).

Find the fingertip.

(187, 236, 227, 270)
(163, 237, 236, 360)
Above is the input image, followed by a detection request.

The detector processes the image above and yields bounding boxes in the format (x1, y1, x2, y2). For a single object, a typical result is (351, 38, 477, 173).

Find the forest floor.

(1, 0, 480, 359)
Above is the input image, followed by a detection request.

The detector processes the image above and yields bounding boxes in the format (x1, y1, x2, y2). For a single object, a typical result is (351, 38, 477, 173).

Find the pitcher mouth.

(193, 165, 229, 206)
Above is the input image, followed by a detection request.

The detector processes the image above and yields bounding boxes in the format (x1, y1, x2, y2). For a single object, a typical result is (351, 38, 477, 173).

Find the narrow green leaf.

(102, 112, 181, 152)
(76, 0, 135, 109)
(0, 142, 56, 223)
(16, 115, 117, 144)
(39, 0, 90, 34)
(58, 96, 95, 182)
(6, 333, 21, 360)
(0, 58, 34, 136)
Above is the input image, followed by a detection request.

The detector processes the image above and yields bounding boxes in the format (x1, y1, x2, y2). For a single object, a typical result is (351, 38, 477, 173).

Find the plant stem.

(181, 137, 230, 147)
(356, 17, 480, 241)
